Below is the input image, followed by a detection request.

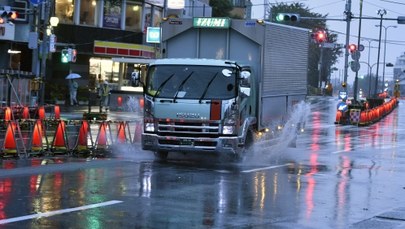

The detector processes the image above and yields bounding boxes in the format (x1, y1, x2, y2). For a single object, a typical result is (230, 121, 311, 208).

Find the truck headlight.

(222, 125, 235, 135)
(145, 122, 155, 132)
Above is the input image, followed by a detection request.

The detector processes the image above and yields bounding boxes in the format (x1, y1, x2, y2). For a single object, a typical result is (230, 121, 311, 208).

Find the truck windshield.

(146, 65, 236, 100)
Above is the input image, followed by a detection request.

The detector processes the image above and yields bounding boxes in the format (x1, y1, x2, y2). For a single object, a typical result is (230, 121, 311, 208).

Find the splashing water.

(124, 96, 141, 112)
(250, 101, 311, 159)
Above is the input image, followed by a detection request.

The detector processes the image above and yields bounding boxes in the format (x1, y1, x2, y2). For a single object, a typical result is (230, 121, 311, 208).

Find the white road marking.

(0, 200, 123, 225)
(240, 163, 292, 173)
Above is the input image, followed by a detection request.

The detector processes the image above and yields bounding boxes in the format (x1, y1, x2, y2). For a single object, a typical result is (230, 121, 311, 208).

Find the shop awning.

(111, 57, 155, 64)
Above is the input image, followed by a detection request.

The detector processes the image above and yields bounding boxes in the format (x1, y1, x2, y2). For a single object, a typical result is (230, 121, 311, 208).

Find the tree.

(269, 3, 342, 90)
(210, 0, 233, 17)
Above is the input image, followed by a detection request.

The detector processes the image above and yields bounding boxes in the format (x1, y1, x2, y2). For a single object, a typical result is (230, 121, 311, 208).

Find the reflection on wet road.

(0, 97, 405, 228)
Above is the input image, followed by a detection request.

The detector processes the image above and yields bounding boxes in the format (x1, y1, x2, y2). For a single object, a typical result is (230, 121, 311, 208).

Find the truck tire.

(154, 151, 168, 161)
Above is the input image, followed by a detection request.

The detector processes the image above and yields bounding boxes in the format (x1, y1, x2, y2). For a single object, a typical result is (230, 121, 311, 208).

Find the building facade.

(0, 0, 212, 105)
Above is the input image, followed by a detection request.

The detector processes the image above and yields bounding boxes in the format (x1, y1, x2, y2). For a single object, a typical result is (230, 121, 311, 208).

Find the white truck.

(138, 17, 310, 160)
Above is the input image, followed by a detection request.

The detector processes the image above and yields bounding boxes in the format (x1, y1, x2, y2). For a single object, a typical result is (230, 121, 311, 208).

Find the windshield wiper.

(153, 73, 175, 101)
(199, 72, 218, 103)
(173, 71, 194, 103)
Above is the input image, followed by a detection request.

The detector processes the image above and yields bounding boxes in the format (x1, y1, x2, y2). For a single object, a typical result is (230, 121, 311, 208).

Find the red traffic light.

(8, 11, 17, 20)
(312, 30, 327, 43)
(348, 44, 357, 53)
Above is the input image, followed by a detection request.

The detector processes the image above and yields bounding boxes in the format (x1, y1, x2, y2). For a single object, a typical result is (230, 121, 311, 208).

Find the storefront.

(89, 41, 155, 110)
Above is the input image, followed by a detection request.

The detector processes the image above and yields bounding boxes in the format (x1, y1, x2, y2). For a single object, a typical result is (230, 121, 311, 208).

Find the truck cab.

(140, 59, 256, 160)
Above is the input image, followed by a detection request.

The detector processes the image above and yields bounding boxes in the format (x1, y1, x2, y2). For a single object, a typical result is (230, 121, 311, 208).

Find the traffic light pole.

(353, 0, 363, 102)
(343, 0, 352, 97)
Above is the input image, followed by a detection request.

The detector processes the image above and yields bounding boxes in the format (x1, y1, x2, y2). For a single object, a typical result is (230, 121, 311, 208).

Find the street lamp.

(374, 9, 387, 96)
(359, 61, 388, 97)
(375, 24, 397, 92)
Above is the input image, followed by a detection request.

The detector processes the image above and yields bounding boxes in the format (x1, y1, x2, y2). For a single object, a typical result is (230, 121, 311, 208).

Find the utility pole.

(39, 1, 50, 105)
(343, 0, 352, 96)
(318, 46, 324, 89)
(353, 0, 363, 102)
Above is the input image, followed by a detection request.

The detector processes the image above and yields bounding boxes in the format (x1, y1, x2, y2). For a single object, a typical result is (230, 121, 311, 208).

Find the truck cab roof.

(150, 58, 240, 67)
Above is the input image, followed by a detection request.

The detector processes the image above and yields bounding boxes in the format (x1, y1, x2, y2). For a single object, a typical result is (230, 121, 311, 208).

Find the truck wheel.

(154, 151, 168, 161)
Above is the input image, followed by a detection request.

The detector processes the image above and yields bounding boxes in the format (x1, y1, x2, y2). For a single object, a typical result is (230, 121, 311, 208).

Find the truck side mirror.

(131, 71, 140, 87)
(240, 70, 251, 87)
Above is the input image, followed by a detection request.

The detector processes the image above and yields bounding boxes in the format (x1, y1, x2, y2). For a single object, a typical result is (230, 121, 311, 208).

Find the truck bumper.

(142, 133, 240, 155)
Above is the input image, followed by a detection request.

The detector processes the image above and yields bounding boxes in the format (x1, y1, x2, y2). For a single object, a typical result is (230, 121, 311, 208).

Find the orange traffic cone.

(4, 107, 12, 121)
(31, 120, 44, 152)
(2, 122, 17, 154)
(139, 98, 144, 109)
(116, 121, 128, 144)
(54, 105, 61, 119)
(95, 122, 109, 149)
(51, 120, 67, 152)
(133, 121, 142, 143)
(76, 120, 90, 151)
(22, 106, 30, 119)
(38, 106, 45, 120)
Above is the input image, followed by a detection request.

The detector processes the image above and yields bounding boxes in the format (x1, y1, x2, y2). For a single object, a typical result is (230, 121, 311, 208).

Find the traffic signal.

(61, 49, 70, 63)
(0, 10, 17, 24)
(276, 13, 300, 22)
(311, 30, 327, 43)
(348, 44, 357, 53)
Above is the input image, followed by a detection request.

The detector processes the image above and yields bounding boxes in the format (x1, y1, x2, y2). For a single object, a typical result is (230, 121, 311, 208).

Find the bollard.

(54, 105, 61, 119)
(22, 106, 30, 119)
(38, 106, 46, 120)
(4, 107, 12, 121)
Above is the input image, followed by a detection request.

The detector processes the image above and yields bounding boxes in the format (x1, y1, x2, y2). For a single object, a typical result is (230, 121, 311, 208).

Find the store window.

(152, 7, 162, 27)
(143, 4, 152, 33)
(55, 0, 74, 24)
(80, 0, 97, 25)
(125, 1, 142, 32)
(89, 58, 120, 90)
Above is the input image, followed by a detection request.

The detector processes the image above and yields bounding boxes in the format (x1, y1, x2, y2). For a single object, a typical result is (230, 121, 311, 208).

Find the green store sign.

(193, 17, 230, 29)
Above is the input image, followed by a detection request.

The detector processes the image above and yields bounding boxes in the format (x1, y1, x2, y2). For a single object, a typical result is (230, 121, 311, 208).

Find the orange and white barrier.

(336, 98, 398, 126)
(0, 117, 144, 158)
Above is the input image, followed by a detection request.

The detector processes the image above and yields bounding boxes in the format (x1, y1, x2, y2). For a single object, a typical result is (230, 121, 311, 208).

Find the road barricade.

(336, 98, 399, 126)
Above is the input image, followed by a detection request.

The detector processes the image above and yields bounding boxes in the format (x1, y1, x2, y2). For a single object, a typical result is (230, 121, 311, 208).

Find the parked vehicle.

(136, 18, 310, 160)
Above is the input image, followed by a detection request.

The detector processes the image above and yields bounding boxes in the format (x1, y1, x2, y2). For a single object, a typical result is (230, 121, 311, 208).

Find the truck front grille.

(158, 120, 220, 136)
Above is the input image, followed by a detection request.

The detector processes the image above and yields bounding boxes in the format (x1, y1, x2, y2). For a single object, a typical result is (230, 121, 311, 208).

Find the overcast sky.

(249, 0, 405, 84)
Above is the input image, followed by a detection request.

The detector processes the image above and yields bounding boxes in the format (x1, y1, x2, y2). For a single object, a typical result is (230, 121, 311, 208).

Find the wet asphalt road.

(1, 97, 405, 228)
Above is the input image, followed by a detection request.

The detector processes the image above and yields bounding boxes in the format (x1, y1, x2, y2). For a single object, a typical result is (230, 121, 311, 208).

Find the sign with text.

(146, 27, 160, 43)
(193, 17, 230, 29)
